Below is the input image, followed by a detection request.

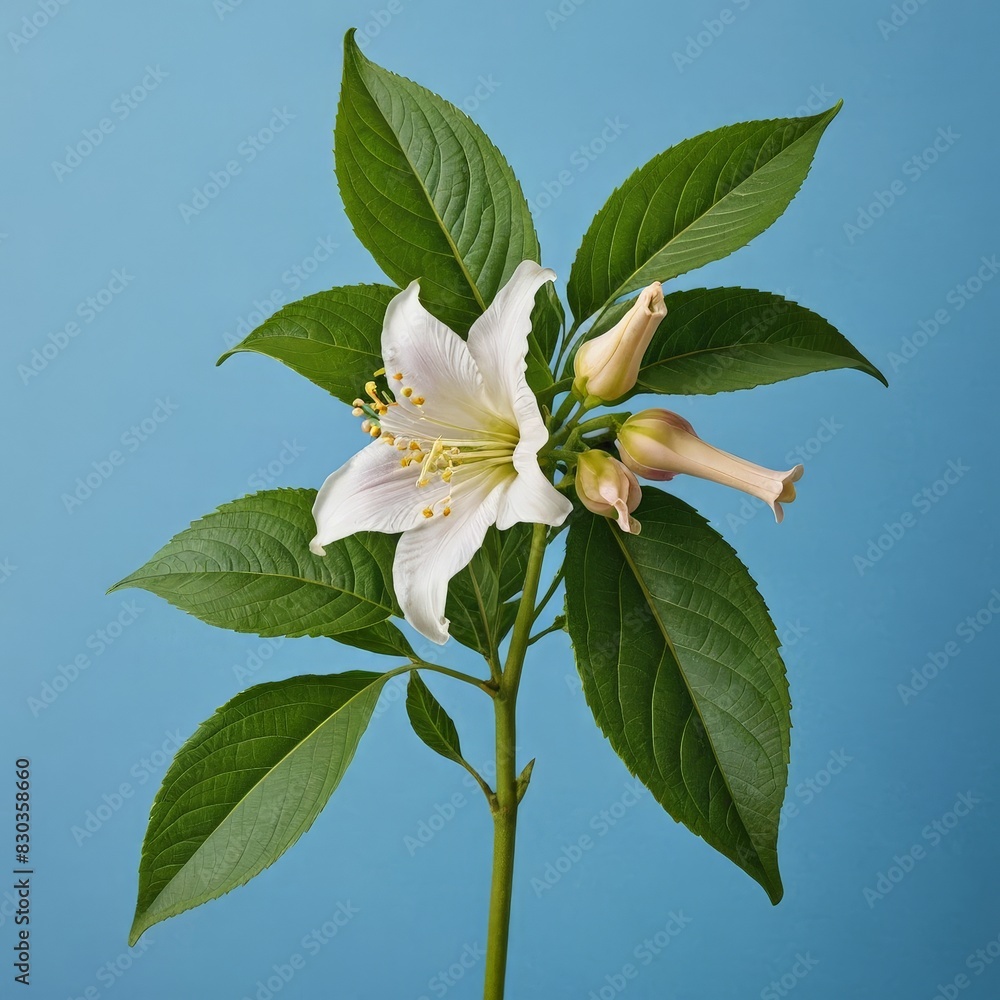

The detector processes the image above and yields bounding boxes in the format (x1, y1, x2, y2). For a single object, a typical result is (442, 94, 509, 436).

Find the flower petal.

(392, 471, 509, 644)
(381, 281, 495, 430)
(466, 260, 556, 420)
(310, 441, 438, 555)
(495, 462, 572, 531)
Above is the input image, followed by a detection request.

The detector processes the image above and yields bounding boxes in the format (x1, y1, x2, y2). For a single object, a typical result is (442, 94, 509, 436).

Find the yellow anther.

(417, 478, 429, 487)
(370, 426, 381, 438)
(412, 396, 425, 406)
(402, 386, 413, 398)
(422, 508, 434, 518)
(442, 507, 451, 517)
(381, 433, 395, 445)
(409, 441, 421, 451)
(352, 398, 365, 408)
(373, 367, 386, 377)
(441, 469, 453, 483)
(400, 456, 412, 468)
(392, 372, 404, 381)
(352, 407, 364, 417)
(361, 419, 371, 433)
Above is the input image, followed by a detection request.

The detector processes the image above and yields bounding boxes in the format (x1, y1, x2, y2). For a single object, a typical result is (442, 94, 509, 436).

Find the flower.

(309, 261, 573, 644)
(575, 450, 642, 534)
(573, 282, 667, 402)
(616, 408, 804, 522)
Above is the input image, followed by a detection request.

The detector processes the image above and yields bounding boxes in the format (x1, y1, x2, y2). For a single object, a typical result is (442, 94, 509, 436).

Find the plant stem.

(482, 521, 548, 999)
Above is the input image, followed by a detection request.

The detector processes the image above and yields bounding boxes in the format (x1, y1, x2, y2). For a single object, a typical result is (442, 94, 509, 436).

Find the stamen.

(422, 508, 434, 518)
(392, 372, 404, 381)
(402, 387, 413, 398)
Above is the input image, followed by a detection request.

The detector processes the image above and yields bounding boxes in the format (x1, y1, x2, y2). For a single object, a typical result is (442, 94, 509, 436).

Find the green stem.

(483, 522, 548, 1000)
(410, 660, 496, 695)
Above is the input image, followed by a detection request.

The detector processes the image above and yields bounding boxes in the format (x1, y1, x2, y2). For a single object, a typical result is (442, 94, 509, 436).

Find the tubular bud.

(616, 409, 804, 522)
(573, 282, 667, 402)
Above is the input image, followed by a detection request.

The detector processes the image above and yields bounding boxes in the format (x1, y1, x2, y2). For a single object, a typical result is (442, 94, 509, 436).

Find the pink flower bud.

(616, 409, 804, 523)
(575, 449, 643, 533)
(573, 282, 667, 402)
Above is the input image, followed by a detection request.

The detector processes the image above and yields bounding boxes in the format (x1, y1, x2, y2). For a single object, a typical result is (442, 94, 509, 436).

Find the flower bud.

(573, 282, 667, 402)
(575, 449, 643, 533)
(616, 409, 804, 522)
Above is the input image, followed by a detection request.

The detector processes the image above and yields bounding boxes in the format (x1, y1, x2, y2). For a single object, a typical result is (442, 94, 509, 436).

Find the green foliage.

(218, 284, 397, 406)
(130, 672, 390, 944)
(564, 489, 791, 902)
(446, 524, 531, 665)
(335, 30, 539, 335)
(632, 286, 887, 394)
(112, 489, 412, 657)
(567, 105, 842, 326)
(405, 672, 465, 766)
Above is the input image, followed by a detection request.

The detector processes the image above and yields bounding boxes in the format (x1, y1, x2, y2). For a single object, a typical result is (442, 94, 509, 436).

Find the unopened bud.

(573, 282, 666, 402)
(616, 409, 803, 522)
(575, 449, 643, 533)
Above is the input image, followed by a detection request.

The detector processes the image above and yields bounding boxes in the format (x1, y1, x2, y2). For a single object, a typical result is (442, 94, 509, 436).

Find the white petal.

(466, 260, 556, 419)
(310, 441, 439, 555)
(495, 461, 572, 531)
(381, 281, 497, 429)
(392, 470, 509, 644)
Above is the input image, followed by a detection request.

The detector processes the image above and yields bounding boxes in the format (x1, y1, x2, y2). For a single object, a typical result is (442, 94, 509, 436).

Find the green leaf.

(526, 284, 565, 393)
(564, 488, 790, 902)
(446, 524, 530, 663)
(335, 30, 540, 335)
(130, 671, 389, 944)
(405, 672, 464, 766)
(217, 284, 398, 406)
(567, 104, 842, 325)
(629, 286, 886, 394)
(111, 489, 412, 658)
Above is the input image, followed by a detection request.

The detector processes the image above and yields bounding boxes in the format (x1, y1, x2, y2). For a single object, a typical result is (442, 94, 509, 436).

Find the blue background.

(3, 0, 998, 997)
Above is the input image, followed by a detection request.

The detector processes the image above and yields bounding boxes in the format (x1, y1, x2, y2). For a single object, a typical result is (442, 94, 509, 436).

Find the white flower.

(310, 261, 573, 644)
